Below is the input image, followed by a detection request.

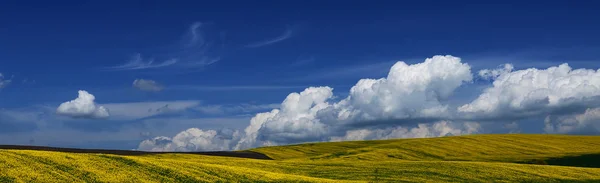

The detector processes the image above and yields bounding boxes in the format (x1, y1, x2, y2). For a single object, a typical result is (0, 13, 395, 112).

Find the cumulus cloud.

(133, 79, 164, 92)
(459, 63, 600, 121)
(138, 128, 240, 152)
(56, 90, 109, 119)
(0, 73, 11, 89)
(140, 55, 481, 151)
(334, 55, 472, 121)
(248, 55, 472, 146)
(478, 63, 514, 80)
(544, 108, 600, 134)
(235, 87, 334, 149)
(138, 55, 600, 151)
(330, 121, 480, 142)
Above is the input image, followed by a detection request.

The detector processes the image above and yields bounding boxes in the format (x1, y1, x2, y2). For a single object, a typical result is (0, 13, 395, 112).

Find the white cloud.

(141, 55, 479, 151)
(237, 54, 473, 148)
(133, 79, 164, 92)
(137, 55, 600, 151)
(0, 73, 11, 89)
(138, 128, 240, 152)
(478, 63, 514, 80)
(459, 63, 600, 120)
(235, 87, 334, 149)
(56, 90, 109, 119)
(330, 121, 480, 142)
(334, 55, 472, 121)
(544, 108, 600, 134)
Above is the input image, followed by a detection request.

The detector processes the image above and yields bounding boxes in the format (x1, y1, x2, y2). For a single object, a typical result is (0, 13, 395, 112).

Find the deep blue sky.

(0, 1, 599, 149)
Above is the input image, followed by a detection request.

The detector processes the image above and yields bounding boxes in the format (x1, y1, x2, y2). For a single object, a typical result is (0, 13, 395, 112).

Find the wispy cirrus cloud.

(174, 22, 223, 68)
(245, 27, 293, 48)
(106, 54, 178, 71)
(105, 22, 223, 71)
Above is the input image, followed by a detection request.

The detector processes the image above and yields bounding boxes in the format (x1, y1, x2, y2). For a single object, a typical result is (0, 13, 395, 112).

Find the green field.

(2, 134, 600, 182)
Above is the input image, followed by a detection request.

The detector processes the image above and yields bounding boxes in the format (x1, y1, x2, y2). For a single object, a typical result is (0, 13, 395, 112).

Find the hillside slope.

(1, 134, 600, 182)
(251, 134, 600, 162)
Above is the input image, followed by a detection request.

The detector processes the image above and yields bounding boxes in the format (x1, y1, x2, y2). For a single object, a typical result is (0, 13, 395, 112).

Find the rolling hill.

(1, 134, 600, 182)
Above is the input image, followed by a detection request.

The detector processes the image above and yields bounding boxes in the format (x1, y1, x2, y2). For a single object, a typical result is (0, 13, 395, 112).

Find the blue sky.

(1, 1, 599, 150)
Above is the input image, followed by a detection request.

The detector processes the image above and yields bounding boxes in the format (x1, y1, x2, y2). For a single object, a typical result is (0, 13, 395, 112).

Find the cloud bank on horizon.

(135, 55, 600, 152)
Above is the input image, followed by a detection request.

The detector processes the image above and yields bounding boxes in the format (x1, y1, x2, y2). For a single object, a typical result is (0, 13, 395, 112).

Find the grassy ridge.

(0, 134, 599, 182)
(252, 134, 600, 162)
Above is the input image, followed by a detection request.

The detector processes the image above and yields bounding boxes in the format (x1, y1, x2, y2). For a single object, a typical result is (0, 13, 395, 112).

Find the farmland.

(1, 134, 600, 182)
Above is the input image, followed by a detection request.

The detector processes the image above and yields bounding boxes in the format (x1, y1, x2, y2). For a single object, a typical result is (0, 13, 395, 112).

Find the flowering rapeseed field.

(1, 134, 600, 182)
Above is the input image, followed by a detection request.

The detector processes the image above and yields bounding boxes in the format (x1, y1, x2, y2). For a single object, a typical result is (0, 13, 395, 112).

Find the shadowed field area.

(1, 134, 600, 182)
(540, 154, 600, 168)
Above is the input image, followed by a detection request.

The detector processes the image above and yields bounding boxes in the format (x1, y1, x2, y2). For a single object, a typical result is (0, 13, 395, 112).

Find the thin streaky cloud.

(187, 22, 204, 47)
(105, 54, 178, 71)
(245, 28, 293, 48)
(173, 21, 223, 69)
(104, 21, 222, 72)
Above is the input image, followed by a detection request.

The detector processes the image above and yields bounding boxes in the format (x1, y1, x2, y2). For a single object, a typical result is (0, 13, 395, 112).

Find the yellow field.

(2, 134, 600, 182)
